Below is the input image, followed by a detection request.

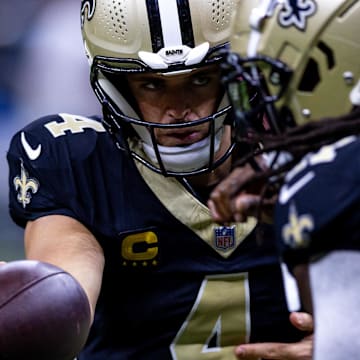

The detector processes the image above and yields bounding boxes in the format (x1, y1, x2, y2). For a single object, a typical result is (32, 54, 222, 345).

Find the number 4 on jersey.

(170, 273, 249, 360)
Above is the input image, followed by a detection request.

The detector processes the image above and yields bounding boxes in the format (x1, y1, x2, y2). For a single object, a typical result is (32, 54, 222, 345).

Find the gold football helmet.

(81, 0, 240, 176)
(224, 0, 360, 134)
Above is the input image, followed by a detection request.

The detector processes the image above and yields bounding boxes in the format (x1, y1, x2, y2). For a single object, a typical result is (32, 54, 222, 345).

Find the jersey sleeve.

(7, 113, 105, 228)
(275, 136, 360, 271)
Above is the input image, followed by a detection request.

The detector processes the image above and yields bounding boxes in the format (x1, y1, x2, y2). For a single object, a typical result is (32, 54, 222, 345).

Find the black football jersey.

(276, 136, 360, 271)
(8, 114, 302, 360)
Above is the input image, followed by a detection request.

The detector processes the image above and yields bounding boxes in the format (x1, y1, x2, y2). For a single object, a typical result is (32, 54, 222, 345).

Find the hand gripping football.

(0, 260, 91, 360)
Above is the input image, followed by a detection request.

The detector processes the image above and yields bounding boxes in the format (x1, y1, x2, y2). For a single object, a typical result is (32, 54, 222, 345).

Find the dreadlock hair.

(232, 106, 360, 223)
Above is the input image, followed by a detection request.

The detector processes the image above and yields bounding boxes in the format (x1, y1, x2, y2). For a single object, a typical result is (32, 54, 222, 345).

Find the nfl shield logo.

(214, 226, 235, 251)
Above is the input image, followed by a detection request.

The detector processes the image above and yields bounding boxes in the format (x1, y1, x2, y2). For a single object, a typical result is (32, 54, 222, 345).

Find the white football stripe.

(158, 0, 182, 46)
(281, 262, 301, 312)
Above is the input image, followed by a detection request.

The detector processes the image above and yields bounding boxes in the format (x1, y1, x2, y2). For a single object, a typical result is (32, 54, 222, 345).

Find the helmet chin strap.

(98, 73, 229, 173)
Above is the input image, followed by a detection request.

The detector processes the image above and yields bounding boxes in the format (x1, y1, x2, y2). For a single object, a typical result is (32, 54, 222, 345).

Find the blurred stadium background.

(0, 0, 100, 260)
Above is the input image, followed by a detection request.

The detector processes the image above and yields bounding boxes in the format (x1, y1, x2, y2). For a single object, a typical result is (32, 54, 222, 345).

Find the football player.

(6, 0, 313, 359)
(208, 0, 360, 358)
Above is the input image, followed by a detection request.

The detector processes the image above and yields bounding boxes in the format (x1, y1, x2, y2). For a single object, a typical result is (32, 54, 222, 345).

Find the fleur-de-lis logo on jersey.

(13, 161, 39, 208)
(282, 203, 314, 248)
(278, 0, 317, 31)
(81, 0, 96, 27)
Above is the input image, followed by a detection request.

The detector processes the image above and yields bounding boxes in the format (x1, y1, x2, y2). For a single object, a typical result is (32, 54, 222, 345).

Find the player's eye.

(191, 75, 211, 86)
(142, 80, 163, 90)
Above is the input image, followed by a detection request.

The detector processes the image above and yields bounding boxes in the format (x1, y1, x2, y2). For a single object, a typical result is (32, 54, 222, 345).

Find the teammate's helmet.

(81, 0, 240, 176)
(224, 0, 360, 135)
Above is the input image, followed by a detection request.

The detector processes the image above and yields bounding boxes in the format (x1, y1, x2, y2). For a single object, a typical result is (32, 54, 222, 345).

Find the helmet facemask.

(89, 52, 234, 176)
(222, 52, 293, 139)
(81, 0, 240, 176)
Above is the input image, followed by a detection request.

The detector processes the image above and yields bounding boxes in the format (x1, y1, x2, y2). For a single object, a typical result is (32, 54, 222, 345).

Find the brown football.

(0, 260, 91, 360)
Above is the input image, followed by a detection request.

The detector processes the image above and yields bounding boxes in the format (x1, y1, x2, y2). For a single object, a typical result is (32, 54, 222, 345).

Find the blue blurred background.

(0, 0, 101, 260)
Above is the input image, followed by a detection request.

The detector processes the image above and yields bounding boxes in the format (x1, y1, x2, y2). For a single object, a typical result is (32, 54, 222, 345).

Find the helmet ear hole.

(297, 39, 335, 93)
(298, 58, 320, 92)
(317, 41, 335, 69)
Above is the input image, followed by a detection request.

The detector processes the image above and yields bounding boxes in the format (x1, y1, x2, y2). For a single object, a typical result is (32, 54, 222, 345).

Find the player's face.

(126, 64, 223, 147)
